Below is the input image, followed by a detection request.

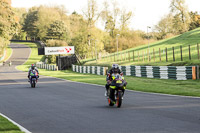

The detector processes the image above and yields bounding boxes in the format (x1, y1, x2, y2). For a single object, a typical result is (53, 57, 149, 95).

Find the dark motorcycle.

(29, 70, 38, 88)
(107, 73, 126, 108)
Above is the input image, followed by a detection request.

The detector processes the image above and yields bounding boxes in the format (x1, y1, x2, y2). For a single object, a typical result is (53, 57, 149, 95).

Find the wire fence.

(99, 43, 200, 63)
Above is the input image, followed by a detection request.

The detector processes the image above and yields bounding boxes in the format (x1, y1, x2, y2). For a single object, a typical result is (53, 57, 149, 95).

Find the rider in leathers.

(105, 64, 122, 97)
(28, 64, 39, 82)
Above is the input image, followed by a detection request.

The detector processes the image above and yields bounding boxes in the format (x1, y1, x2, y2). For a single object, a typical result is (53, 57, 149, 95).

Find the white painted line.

(126, 89, 200, 99)
(0, 113, 32, 133)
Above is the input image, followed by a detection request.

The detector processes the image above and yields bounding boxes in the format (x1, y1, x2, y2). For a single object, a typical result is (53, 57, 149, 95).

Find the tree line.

(0, 0, 200, 63)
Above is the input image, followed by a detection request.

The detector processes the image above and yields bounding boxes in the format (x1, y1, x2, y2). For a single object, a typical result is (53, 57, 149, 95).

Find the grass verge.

(0, 45, 13, 63)
(0, 115, 23, 133)
(83, 28, 200, 67)
(15, 41, 200, 97)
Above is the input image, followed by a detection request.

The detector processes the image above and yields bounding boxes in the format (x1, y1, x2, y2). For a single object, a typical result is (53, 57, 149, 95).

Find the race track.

(0, 43, 200, 133)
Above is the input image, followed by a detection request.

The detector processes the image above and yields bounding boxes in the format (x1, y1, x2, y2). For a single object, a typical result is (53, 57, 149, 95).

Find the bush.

(46, 40, 68, 47)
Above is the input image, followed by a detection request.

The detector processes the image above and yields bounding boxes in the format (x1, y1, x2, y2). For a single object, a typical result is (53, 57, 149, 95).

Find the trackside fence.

(36, 62, 57, 71)
(119, 65, 199, 80)
(72, 64, 108, 75)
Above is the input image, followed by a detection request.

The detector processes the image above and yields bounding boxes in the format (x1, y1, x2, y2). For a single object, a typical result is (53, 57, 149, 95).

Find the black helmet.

(31, 64, 35, 69)
(112, 64, 119, 73)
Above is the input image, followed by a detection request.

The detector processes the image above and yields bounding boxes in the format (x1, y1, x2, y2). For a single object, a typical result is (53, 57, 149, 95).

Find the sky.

(11, 0, 200, 32)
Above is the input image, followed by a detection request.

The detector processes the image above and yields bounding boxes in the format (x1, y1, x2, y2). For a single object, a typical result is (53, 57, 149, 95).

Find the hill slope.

(83, 28, 200, 68)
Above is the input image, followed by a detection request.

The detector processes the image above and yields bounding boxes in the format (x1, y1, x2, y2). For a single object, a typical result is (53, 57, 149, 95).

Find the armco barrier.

(119, 65, 199, 80)
(72, 64, 108, 75)
(36, 62, 57, 71)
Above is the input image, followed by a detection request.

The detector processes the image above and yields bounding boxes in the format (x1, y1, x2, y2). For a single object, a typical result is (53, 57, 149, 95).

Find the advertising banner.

(45, 46, 75, 55)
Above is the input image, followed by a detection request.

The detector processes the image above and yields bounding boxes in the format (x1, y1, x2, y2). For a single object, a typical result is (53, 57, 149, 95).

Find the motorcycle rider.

(28, 64, 39, 82)
(105, 64, 122, 97)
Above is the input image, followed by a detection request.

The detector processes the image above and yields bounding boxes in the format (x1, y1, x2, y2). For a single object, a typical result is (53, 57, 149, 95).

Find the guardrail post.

(159, 48, 161, 62)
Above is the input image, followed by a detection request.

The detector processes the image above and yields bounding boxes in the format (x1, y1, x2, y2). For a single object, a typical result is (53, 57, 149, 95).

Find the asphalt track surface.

(0, 43, 200, 133)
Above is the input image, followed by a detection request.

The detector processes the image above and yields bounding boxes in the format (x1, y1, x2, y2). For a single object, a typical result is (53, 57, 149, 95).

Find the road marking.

(0, 113, 32, 133)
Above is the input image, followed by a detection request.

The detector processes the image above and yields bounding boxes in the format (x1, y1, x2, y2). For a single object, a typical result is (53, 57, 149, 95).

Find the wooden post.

(125, 53, 126, 61)
(172, 47, 175, 61)
(197, 65, 199, 79)
(133, 50, 134, 61)
(180, 46, 183, 61)
(166, 47, 168, 62)
(121, 53, 122, 62)
(143, 51, 144, 62)
(138, 51, 139, 62)
(197, 43, 199, 60)
(129, 52, 130, 62)
(159, 48, 161, 62)
(189, 45, 191, 60)
(148, 49, 149, 62)
(153, 48, 155, 62)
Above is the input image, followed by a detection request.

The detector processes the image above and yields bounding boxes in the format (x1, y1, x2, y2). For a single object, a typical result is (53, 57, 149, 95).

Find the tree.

(47, 20, 69, 40)
(22, 7, 39, 39)
(69, 13, 88, 57)
(170, 0, 191, 33)
(120, 9, 132, 32)
(102, 0, 120, 38)
(0, 0, 18, 56)
(12, 8, 27, 40)
(154, 13, 175, 39)
(189, 11, 200, 30)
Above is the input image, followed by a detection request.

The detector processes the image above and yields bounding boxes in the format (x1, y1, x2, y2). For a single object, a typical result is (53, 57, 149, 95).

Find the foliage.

(12, 8, 27, 40)
(22, 7, 39, 39)
(46, 39, 68, 47)
(47, 20, 69, 41)
(0, 0, 19, 56)
(189, 11, 200, 30)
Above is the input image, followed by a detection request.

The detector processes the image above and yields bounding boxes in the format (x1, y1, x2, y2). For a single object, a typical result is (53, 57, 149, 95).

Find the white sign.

(45, 46, 75, 55)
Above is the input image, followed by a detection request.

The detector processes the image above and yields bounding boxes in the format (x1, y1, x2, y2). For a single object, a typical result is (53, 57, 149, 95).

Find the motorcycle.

(29, 70, 38, 88)
(107, 73, 126, 108)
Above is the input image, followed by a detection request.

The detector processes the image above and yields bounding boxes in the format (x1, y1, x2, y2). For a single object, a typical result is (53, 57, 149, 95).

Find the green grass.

(0, 45, 13, 63)
(14, 41, 200, 97)
(0, 115, 23, 133)
(36, 69, 200, 97)
(83, 28, 200, 68)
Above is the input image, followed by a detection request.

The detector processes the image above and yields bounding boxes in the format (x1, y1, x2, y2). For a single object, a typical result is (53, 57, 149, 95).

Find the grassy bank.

(0, 45, 12, 63)
(0, 115, 23, 133)
(14, 41, 200, 97)
(83, 28, 200, 68)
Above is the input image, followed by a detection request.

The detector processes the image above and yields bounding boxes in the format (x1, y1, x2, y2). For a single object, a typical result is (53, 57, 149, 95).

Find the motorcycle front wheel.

(116, 91, 122, 108)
